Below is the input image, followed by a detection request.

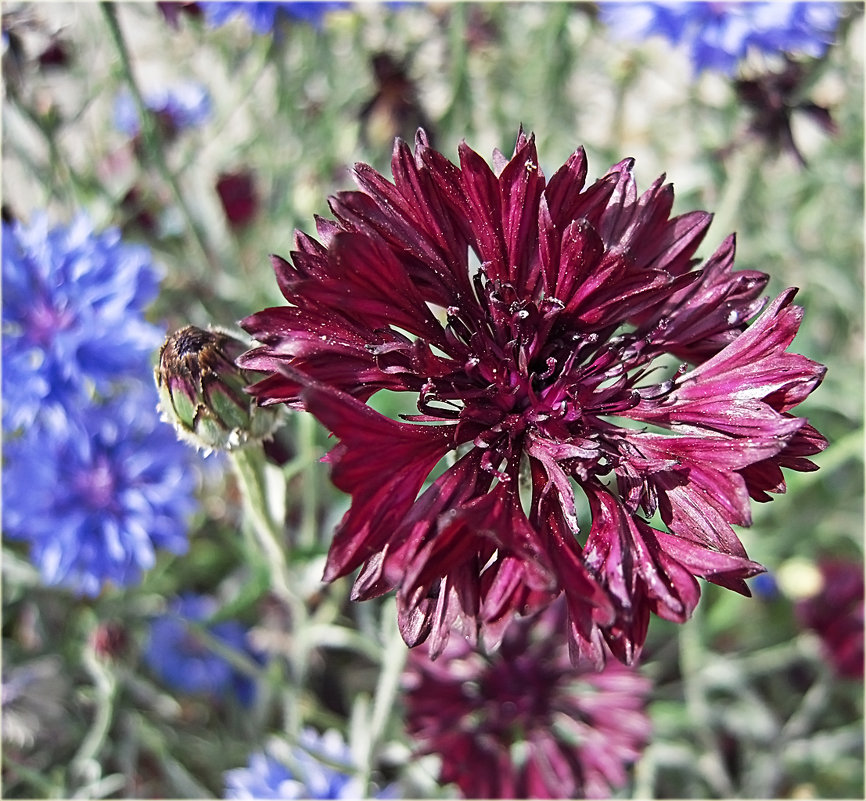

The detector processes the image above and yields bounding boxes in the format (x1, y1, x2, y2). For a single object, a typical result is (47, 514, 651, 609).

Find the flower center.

(26, 300, 75, 347)
(476, 652, 560, 737)
(431, 279, 651, 482)
(76, 457, 118, 510)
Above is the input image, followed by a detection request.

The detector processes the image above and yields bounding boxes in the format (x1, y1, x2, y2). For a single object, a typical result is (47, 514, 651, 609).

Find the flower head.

(216, 170, 260, 230)
(600, 2, 841, 75)
(113, 81, 211, 139)
(795, 558, 864, 680)
(1, 213, 162, 431)
(733, 57, 837, 167)
(240, 129, 826, 665)
(224, 729, 369, 799)
(2, 386, 196, 596)
(201, 2, 349, 34)
(145, 593, 261, 705)
(403, 598, 652, 798)
(156, 325, 282, 452)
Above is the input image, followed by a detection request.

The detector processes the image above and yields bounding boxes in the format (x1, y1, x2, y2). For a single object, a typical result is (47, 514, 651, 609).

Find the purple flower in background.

(201, 2, 349, 34)
(796, 558, 864, 680)
(2, 386, 196, 596)
(157, 1, 203, 29)
(240, 128, 826, 666)
(225, 729, 378, 799)
(113, 81, 211, 139)
(145, 594, 261, 705)
(600, 2, 841, 75)
(403, 598, 652, 798)
(225, 753, 299, 799)
(1, 213, 162, 432)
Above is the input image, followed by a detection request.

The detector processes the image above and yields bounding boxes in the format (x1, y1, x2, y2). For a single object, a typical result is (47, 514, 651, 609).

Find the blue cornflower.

(200, 2, 350, 34)
(1, 213, 163, 431)
(225, 729, 374, 799)
(751, 571, 780, 599)
(599, 2, 840, 75)
(113, 81, 212, 138)
(144, 594, 261, 705)
(2, 385, 196, 596)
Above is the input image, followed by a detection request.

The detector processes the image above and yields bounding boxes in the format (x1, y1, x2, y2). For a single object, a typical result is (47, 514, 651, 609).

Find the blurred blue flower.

(145, 593, 261, 705)
(599, 2, 840, 75)
(113, 81, 212, 138)
(751, 571, 780, 599)
(200, 2, 350, 34)
(1, 213, 163, 431)
(2, 386, 196, 596)
(224, 729, 372, 799)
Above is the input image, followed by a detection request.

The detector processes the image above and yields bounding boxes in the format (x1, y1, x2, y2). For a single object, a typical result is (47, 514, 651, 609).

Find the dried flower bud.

(156, 325, 281, 452)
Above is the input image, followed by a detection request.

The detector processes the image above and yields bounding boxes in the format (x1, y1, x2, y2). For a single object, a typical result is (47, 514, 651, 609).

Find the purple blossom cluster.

(2, 213, 197, 595)
(224, 728, 375, 799)
(2, 213, 162, 430)
(600, 1, 841, 75)
(145, 593, 261, 705)
(240, 128, 826, 666)
(200, 2, 349, 34)
(113, 80, 212, 139)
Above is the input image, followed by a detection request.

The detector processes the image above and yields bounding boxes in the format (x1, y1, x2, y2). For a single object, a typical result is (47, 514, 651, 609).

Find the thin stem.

(632, 742, 658, 799)
(230, 445, 298, 610)
(678, 608, 736, 797)
(69, 649, 117, 792)
(4, 757, 61, 797)
(711, 139, 765, 240)
(440, 3, 473, 138)
(5, 96, 98, 211)
(100, 2, 217, 278)
(230, 444, 310, 742)
(296, 412, 320, 552)
(358, 600, 407, 795)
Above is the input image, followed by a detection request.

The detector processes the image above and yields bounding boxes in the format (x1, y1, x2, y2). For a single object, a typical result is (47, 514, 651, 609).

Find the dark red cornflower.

(216, 170, 259, 230)
(796, 558, 864, 680)
(359, 52, 433, 150)
(402, 597, 652, 798)
(733, 58, 838, 167)
(240, 129, 827, 665)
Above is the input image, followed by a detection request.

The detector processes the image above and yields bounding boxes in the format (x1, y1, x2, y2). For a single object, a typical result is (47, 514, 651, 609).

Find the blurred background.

(2, 2, 863, 798)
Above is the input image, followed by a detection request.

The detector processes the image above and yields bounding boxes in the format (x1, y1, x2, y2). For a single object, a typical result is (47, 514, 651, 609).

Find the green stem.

(4, 757, 61, 798)
(678, 609, 735, 797)
(230, 445, 298, 610)
(296, 412, 320, 552)
(358, 598, 407, 795)
(6, 96, 103, 211)
(69, 649, 117, 791)
(440, 4, 473, 138)
(711, 139, 765, 240)
(231, 444, 309, 740)
(632, 743, 658, 799)
(101, 2, 217, 278)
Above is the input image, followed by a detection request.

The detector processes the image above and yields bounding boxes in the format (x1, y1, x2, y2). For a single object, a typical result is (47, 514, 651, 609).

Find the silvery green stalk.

(156, 325, 282, 453)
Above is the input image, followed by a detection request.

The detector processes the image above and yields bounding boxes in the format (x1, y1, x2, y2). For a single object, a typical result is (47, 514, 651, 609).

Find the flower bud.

(156, 325, 281, 452)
